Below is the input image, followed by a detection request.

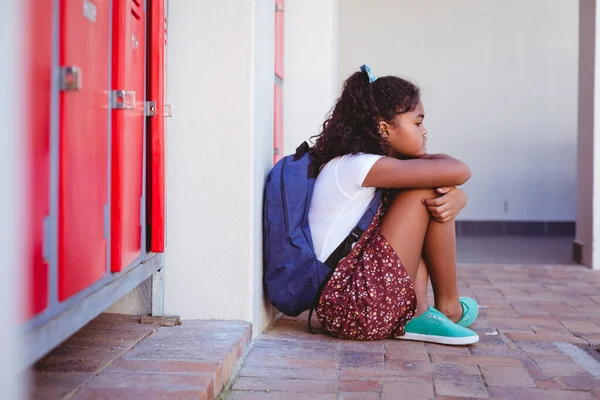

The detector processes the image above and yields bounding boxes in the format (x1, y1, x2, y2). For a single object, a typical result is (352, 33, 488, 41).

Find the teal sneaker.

(397, 306, 479, 346)
(456, 297, 479, 328)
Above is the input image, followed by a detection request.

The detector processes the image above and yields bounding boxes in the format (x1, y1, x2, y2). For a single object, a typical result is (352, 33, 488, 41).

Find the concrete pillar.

(576, 0, 600, 269)
(164, 0, 275, 335)
(284, 0, 339, 156)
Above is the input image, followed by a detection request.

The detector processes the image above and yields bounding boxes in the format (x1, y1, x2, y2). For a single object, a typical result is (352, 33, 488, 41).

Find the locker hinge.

(103, 204, 109, 239)
(59, 66, 82, 91)
(42, 215, 51, 261)
(275, 3, 283, 11)
(145, 101, 157, 117)
(110, 90, 136, 110)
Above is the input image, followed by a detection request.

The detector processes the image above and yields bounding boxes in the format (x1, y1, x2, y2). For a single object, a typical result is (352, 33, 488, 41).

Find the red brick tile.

(577, 334, 600, 345)
(232, 377, 337, 394)
(519, 356, 551, 380)
(434, 374, 488, 398)
(60, 336, 141, 350)
(32, 370, 91, 388)
(73, 327, 153, 341)
(561, 319, 600, 334)
(529, 355, 591, 377)
(505, 332, 587, 344)
(385, 360, 433, 374)
(339, 379, 382, 392)
(486, 386, 596, 400)
(108, 358, 221, 375)
(480, 365, 535, 387)
(432, 363, 481, 378)
(555, 377, 600, 391)
(73, 387, 206, 400)
(340, 350, 384, 368)
(469, 342, 526, 357)
(385, 341, 429, 362)
(541, 302, 579, 316)
(429, 353, 522, 366)
(238, 365, 338, 380)
(426, 342, 472, 355)
(436, 397, 490, 400)
(227, 391, 337, 400)
(254, 338, 338, 351)
(29, 386, 78, 400)
(514, 340, 565, 356)
(249, 346, 337, 360)
(340, 341, 384, 353)
(243, 355, 338, 370)
(35, 348, 127, 373)
(534, 378, 563, 390)
(88, 371, 214, 396)
(340, 368, 432, 382)
(381, 381, 434, 400)
(339, 392, 379, 400)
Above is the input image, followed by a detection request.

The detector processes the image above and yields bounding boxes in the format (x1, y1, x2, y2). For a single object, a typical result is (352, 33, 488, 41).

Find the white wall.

(165, 0, 274, 335)
(1, 0, 25, 397)
(106, 278, 152, 315)
(283, 0, 339, 156)
(338, 0, 578, 221)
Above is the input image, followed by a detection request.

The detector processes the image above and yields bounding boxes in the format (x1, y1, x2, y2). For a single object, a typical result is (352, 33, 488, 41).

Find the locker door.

(27, 0, 53, 317)
(58, 0, 110, 300)
(275, 0, 284, 79)
(147, 0, 166, 252)
(111, 0, 146, 272)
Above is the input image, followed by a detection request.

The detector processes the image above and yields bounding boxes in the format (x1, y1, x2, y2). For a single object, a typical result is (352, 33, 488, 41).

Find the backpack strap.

(294, 142, 310, 161)
(308, 189, 383, 333)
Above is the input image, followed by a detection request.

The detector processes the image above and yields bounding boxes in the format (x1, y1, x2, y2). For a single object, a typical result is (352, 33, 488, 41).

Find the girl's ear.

(379, 121, 390, 138)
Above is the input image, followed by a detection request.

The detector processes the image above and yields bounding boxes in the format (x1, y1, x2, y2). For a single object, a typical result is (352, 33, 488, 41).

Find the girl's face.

(381, 99, 427, 159)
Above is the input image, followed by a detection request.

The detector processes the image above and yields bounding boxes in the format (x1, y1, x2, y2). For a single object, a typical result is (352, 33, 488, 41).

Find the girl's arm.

(362, 155, 471, 189)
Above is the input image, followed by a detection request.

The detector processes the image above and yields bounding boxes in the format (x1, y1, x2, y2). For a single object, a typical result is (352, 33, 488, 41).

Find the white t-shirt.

(308, 153, 384, 262)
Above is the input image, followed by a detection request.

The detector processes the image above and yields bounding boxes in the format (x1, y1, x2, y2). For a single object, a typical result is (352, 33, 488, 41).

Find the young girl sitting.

(309, 65, 479, 345)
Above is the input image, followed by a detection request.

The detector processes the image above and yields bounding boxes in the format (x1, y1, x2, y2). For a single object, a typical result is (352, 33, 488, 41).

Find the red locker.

(59, 0, 110, 300)
(147, 0, 166, 253)
(275, 0, 284, 79)
(27, 0, 53, 317)
(111, 0, 146, 271)
(274, 84, 283, 164)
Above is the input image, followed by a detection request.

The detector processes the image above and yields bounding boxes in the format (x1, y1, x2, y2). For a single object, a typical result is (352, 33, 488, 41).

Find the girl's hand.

(422, 187, 468, 223)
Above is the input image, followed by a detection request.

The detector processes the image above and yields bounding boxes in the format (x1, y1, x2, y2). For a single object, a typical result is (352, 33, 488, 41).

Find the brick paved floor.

(29, 315, 251, 400)
(225, 264, 600, 400)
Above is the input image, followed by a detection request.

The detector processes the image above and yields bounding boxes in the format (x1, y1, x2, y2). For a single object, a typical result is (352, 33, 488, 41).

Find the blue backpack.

(263, 142, 382, 318)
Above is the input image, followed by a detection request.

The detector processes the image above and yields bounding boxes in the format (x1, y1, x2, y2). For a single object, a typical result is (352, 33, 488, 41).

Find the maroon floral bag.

(316, 203, 417, 340)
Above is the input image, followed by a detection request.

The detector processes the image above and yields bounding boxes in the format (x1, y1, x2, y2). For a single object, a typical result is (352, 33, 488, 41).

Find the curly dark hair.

(311, 69, 421, 168)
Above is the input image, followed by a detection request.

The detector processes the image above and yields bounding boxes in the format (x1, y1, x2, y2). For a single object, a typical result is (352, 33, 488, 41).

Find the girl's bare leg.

(414, 259, 430, 316)
(423, 219, 462, 322)
(379, 189, 463, 323)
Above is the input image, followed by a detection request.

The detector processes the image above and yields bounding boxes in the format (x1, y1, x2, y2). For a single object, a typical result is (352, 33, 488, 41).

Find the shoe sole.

(396, 332, 480, 346)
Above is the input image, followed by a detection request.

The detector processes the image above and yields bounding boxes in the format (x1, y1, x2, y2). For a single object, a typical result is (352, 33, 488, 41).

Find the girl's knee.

(391, 188, 437, 204)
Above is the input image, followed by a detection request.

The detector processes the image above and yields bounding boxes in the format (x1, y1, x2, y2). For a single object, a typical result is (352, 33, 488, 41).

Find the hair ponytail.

(311, 67, 420, 167)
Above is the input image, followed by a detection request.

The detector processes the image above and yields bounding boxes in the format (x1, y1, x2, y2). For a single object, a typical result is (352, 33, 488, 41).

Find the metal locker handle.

(111, 90, 136, 110)
(59, 66, 82, 91)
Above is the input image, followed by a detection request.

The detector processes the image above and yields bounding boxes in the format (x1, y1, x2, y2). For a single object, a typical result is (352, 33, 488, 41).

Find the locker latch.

(59, 66, 82, 91)
(110, 90, 136, 110)
(145, 101, 157, 117)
